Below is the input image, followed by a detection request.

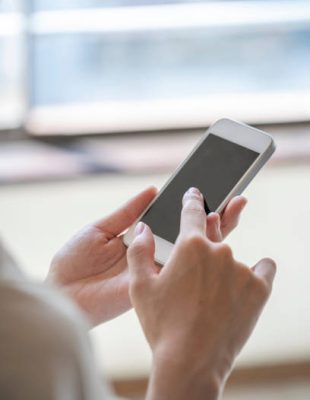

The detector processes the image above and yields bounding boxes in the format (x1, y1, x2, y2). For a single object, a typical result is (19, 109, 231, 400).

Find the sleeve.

(0, 249, 119, 400)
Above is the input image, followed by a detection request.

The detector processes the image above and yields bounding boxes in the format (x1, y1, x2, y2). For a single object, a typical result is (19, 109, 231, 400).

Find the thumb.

(127, 222, 156, 285)
(252, 257, 277, 293)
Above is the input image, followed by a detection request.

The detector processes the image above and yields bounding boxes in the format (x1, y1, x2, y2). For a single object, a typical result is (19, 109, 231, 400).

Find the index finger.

(180, 187, 207, 237)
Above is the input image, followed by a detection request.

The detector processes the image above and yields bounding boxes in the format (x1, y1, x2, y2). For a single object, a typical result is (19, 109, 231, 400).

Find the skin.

(127, 187, 276, 400)
(47, 186, 247, 326)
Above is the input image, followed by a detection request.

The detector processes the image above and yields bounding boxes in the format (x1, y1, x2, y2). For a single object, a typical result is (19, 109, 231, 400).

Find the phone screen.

(141, 133, 259, 244)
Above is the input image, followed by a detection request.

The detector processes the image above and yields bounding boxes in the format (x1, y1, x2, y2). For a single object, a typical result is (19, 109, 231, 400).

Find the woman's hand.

(46, 187, 247, 327)
(127, 188, 276, 400)
(47, 187, 157, 326)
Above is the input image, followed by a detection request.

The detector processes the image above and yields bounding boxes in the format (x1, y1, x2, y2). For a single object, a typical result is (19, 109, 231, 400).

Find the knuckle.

(239, 265, 253, 282)
(216, 243, 233, 260)
(182, 199, 204, 214)
(234, 263, 254, 286)
(187, 234, 206, 249)
(238, 266, 270, 300)
(180, 234, 207, 253)
(130, 276, 146, 296)
(254, 278, 270, 300)
(128, 240, 145, 259)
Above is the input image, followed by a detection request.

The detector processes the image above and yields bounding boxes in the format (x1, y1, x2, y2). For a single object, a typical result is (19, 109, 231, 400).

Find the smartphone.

(123, 118, 275, 265)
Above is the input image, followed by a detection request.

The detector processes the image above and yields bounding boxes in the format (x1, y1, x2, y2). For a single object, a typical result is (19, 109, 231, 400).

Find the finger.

(206, 212, 222, 242)
(180, 187, 206, 237)
(252, 258, 277, 292)
(95, 186, 157, 237)
(127, 222, 156, 285)
(220, 196, 247, 238)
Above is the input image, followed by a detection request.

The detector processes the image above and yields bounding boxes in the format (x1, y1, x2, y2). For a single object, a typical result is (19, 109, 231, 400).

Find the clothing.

(0, 241, 115, 400)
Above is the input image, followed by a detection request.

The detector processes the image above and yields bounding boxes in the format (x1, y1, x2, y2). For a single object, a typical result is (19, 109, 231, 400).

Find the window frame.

(1, 1, 310, 136)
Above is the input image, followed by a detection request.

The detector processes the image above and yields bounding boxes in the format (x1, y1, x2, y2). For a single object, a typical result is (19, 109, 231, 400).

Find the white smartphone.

(123, 118, 275, 265)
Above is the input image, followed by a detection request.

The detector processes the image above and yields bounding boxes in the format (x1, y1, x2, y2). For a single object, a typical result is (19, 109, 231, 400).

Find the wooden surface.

(111, 361, 310, 398)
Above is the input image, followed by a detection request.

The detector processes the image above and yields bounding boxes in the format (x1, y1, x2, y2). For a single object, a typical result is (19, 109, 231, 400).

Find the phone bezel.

(123, 118, 275, 265)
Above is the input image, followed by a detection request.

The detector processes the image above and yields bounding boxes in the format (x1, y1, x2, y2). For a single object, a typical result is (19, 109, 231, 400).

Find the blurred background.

(1, 0, 310, 398)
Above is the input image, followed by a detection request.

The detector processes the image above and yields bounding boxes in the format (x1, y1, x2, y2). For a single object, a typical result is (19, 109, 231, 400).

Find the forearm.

(146, 350, 221, 400)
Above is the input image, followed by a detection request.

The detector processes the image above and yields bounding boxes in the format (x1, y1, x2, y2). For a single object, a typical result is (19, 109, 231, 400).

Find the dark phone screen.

(141, 134, 259, 243)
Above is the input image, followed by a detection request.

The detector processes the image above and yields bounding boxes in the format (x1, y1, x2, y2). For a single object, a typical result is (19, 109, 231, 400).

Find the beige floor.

(0, 163, 310, 397)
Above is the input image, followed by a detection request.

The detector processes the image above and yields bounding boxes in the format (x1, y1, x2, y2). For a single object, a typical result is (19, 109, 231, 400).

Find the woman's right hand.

(127, 187, 276, 400)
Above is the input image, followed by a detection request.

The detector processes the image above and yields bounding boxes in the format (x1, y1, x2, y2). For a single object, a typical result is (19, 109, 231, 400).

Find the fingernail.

(188, 187, 202, 197)
(135, 222, 145, 236)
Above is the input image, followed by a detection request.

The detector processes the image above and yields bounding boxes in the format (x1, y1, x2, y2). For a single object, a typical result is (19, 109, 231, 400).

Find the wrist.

(147, 346, 222, 400)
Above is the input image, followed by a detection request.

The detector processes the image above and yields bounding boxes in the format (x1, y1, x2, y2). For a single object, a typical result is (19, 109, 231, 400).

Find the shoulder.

(0, 279, 104, 400)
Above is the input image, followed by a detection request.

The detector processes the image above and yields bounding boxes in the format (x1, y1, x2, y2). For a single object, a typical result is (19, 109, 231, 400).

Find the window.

(1, 1, 310, 134)
(0, 0, 24, 130)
